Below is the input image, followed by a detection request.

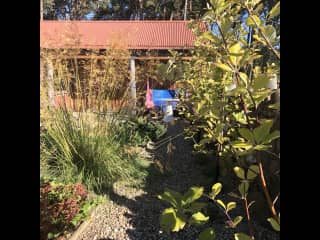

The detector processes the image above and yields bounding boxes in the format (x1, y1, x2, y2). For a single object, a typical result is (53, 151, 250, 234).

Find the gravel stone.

(72, 120, 279, 240)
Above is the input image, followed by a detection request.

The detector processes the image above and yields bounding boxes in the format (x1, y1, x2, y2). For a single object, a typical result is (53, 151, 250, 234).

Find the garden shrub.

(116, 116, 167, 146)
(159, 165, 279, 240)
(40, 109, 150, 193)
(158, 0, 280, 239)
(40, 179, 100, 240)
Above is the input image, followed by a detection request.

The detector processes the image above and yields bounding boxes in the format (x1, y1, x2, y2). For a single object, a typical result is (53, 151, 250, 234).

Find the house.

(40, 20, 206, 112)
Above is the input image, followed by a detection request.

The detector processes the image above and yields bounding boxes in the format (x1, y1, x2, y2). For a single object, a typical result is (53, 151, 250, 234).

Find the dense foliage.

(159, 0, 280, 239)
(42, 0, 209, 20)
(40, 179, 101, 240)
(117, 117, 167, 145)
(40, 47, 167, 193)
(40, 109, 154, 193)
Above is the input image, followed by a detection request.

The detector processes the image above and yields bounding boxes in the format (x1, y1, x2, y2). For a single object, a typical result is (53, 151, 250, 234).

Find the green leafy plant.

(159, 182, 245, 239)
(233, 165, 260, 238)
(173, 0, 280, 228)
(159, 0, 280, 238)
(158, 164, 275, 239)
(158, 186, 209, 233)
(117, 116, 167, 146)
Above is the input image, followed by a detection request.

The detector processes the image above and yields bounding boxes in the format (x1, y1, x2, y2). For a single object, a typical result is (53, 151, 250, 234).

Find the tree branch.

(256, 151, 279, 223)
(216, 22, 228, 50)
(246, 7, 280, 60)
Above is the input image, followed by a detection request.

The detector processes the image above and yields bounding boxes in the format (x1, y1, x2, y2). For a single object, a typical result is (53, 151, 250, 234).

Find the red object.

(145, 80, 154, 109)
(40, 20, 206, 49)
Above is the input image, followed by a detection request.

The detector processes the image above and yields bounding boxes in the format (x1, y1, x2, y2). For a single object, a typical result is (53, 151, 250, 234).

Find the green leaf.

(253, 74, 269, 90)
(238, 182, 249, 196)
(234, 232, 253, 240)
(262, 25, 277, 43)
(183, 187, 204, 205)
(233, 166, 246, 179)
(253, 34, 266, 44)
(207, 120, 214, 128)
(190, 212, 210, 225)
(268, 2, 280, 19)
(216, 199, 226, 210)
(221, 17, 233, 35)
(158, 189, 183, 209)
(160, 208, 186, 233)
(198, 100, 206, 112)
(202, 31, 215, 42)
(199, 227, 216, 240)
(267, 217, 280, 231)
(268, 102, 280, 110)
(226, 202, 236, 212)
(252, 89, 272, 107)
(239, 72, 248, 87)
(253, 120, 273, 144)
(229, 42, 244, 66)
(232, 112, 247, 125)
(247, 165, 259, 180)
(253, 144, 271, 151)
(245, 53, 263, 65)
(238, 128, 254, 143)
(246, 15, 261, 27)
(229, 42, 242, 55)
(231, 141, 253, 151)
(216, 63, 233, 72)
(262, 130, 280, 144)
(233, 216, 243, 227)
(211, 183, 222, 199)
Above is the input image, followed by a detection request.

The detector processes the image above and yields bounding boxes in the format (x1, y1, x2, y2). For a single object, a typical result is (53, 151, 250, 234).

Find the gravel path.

(73, 120, 280, 240)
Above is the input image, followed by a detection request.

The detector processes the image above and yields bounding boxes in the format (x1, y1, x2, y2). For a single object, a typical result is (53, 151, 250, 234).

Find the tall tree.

(93, 0, 209, 20)
(43, 0, 101, 20)
(42, 0, 210, 20)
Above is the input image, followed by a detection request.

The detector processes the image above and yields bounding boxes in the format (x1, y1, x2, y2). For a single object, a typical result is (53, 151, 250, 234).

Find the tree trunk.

(130, 56, 136, 115)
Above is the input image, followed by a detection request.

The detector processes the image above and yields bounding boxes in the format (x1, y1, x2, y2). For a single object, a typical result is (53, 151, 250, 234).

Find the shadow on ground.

(107, 120, 211, 240)
(96, 119, 280, 240)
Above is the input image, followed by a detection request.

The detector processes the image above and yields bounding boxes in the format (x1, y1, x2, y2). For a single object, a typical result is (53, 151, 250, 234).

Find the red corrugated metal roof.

(40, 20, 206, 50)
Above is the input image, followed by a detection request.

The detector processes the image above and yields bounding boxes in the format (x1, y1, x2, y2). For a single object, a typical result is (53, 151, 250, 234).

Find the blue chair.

(152, 90, 178, 112)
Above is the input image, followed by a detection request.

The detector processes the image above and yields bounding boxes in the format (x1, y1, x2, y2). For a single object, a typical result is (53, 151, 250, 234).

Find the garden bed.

(40, 179, 102, 240)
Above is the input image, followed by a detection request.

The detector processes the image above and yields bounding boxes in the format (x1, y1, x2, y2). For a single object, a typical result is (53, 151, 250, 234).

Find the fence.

(53, 94, 127, 112)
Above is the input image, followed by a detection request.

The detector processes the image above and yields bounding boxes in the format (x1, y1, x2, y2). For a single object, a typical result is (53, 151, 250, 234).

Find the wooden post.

(40, 0, 43, 20)
(129, 56, 136, 115)
(184, 0, 188, 20)
(47, 59, 55, 107)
